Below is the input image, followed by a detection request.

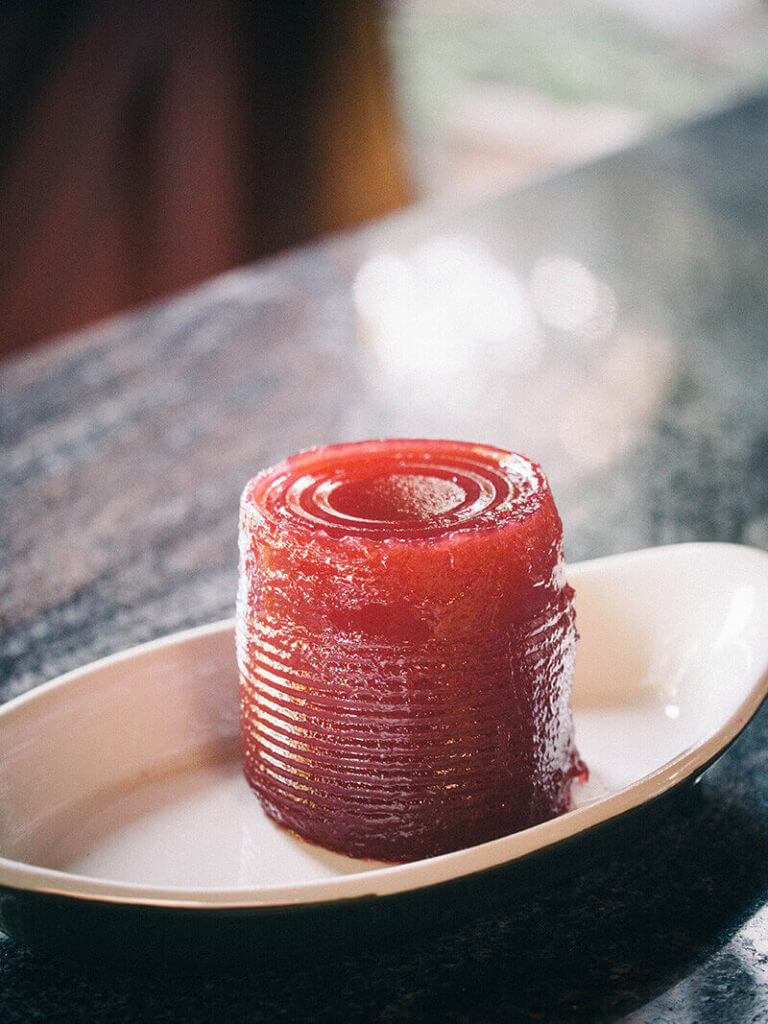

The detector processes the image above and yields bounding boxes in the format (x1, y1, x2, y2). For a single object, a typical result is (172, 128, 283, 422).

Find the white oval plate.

(2, 544, 768, 914)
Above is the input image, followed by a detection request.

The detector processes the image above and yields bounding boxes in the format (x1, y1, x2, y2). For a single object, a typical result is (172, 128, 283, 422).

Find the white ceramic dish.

(2, 544, 768, 952)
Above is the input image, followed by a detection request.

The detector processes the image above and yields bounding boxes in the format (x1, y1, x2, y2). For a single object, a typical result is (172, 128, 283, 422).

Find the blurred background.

(3, 0, 768, 358)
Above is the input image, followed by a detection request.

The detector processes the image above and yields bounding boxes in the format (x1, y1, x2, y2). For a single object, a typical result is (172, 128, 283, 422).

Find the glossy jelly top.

(243, 439, 547, 543)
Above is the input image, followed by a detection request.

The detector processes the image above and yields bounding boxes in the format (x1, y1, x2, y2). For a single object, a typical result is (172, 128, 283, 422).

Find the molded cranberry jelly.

(237, 439, 582, 862)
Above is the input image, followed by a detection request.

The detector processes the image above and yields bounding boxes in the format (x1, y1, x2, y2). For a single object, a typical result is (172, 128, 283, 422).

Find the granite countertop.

(2, 95, 768, 1023)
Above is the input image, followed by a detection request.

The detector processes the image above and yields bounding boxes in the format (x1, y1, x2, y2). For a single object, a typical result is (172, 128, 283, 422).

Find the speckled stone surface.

(2, 95, 768, 1022)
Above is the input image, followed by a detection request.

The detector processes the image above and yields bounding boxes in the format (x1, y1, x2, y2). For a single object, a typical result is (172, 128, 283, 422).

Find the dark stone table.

(2, 94, 768, 1022)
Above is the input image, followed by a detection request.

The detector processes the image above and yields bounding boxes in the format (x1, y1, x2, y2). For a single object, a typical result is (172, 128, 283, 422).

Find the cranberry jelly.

(237, 439, 582, 862)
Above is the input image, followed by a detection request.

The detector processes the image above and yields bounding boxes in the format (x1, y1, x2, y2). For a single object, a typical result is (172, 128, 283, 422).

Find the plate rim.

(2, 542, 768, 911)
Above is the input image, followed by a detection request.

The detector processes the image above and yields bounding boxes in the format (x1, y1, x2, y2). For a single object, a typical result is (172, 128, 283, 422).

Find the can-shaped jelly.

(237, 439, 582, 862)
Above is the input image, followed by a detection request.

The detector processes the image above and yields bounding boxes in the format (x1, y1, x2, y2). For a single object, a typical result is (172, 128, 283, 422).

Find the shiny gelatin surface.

(237, 439, 583, 862)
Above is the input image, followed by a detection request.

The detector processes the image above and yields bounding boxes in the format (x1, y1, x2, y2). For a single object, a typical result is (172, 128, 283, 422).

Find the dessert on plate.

(237, 438, 584, 862)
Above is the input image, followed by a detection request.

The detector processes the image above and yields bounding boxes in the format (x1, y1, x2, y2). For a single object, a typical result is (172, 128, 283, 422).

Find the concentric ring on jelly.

(248, 441, 544, 539)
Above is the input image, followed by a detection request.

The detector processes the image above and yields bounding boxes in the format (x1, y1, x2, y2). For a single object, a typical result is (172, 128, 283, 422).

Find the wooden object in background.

(0, 0, 410, 356)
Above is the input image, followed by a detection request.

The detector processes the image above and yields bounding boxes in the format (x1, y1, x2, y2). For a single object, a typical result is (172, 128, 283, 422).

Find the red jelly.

(237, 439, 583, 862)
